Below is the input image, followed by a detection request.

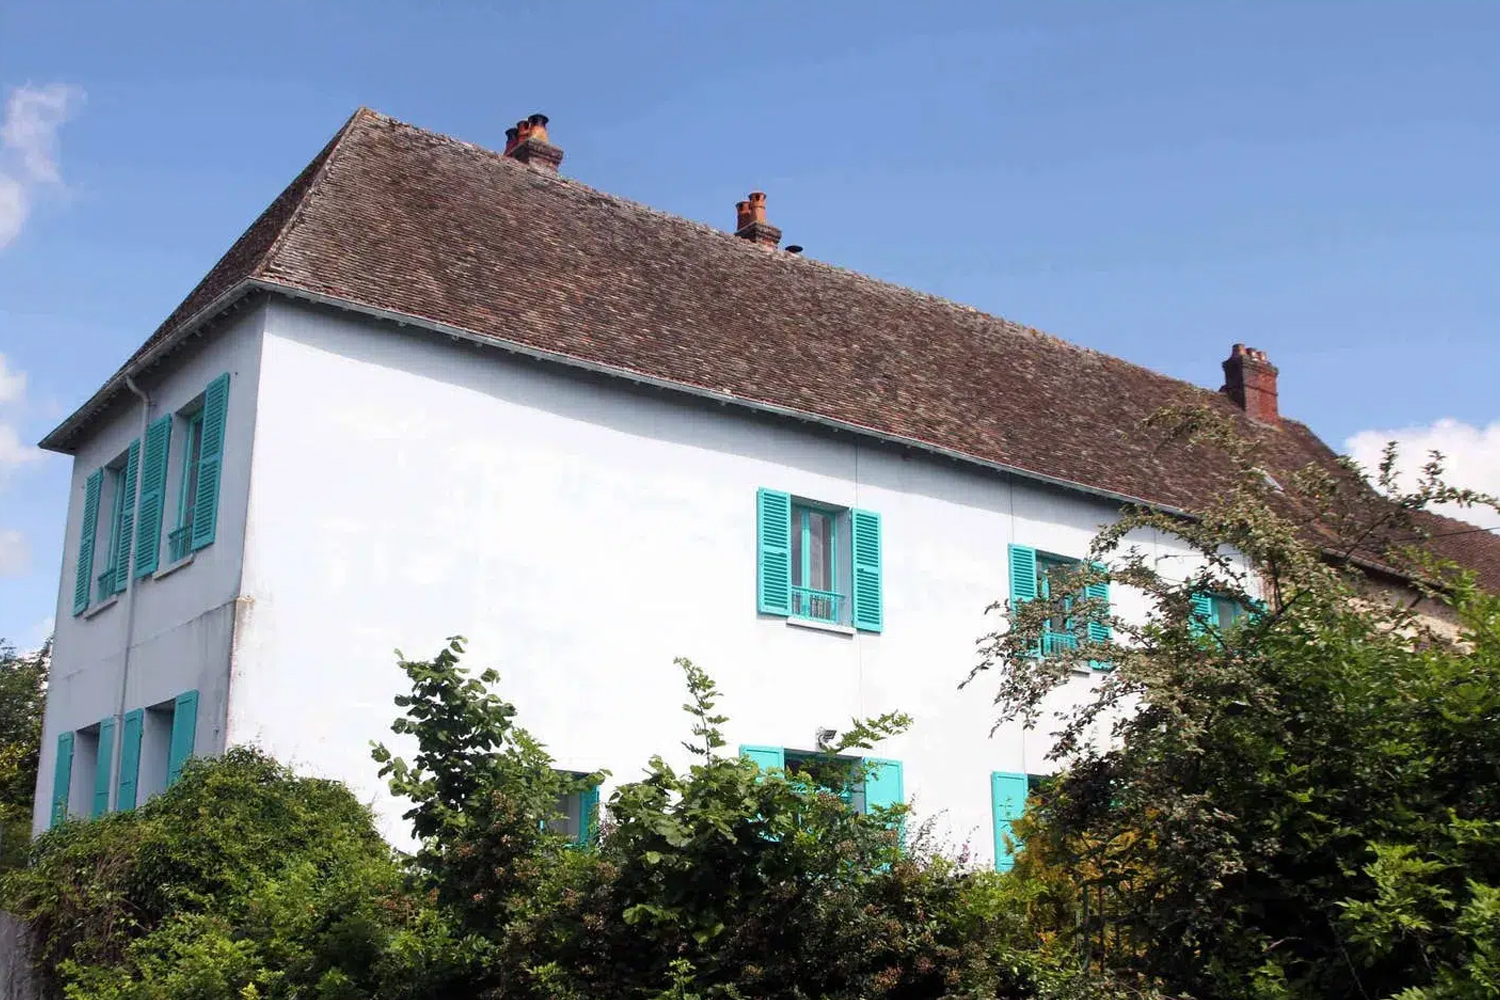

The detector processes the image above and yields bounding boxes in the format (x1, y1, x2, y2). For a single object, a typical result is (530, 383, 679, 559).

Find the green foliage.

(0, 747, 434, 999)
(971, 406, 1500, 1000)
(0, 637, 47, 870)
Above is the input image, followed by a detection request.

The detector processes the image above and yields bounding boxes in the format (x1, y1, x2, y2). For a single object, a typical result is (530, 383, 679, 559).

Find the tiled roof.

(41, 108, 1500, 592)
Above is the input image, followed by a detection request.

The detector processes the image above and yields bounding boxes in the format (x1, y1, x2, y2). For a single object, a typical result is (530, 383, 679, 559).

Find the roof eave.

(37, 280, 259, 454)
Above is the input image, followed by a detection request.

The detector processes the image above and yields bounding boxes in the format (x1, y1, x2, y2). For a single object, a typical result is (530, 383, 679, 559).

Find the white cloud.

(0, 528, 28, 577)
(0, 423, 40, 473)
(1346, 419, 1500, 528)
(0, 82, 83, 252)
(0, 353, 25, 404)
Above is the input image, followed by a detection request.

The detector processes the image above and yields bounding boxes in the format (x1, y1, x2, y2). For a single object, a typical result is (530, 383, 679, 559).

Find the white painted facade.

(37, 296, 1226, 866)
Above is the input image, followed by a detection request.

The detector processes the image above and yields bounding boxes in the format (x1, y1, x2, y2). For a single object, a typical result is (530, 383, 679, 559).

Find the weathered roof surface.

(43, 108, 1500, 591)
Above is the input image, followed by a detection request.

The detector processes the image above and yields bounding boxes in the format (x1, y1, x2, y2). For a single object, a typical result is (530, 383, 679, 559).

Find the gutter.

(113, 375, 152, 810)
(41, 277, 1181, 515)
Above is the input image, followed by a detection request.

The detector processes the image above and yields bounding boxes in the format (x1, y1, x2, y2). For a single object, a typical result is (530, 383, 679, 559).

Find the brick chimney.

(504, 113, 563, 172)
(1220, 344, 1280, 425)
(734, 192, 781, 248)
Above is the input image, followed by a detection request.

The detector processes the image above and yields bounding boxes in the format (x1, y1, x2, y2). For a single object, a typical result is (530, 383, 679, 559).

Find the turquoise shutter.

(740, 745, 785, 771)
(1009, 544, 1040, 654)
(50, 732, 74, 827)
(1008, 544, 1038, 603)
(92, 717, 116, 817)
(756, 489, 792, 615)
(166, 690, 199, 787)
(117, 709, 143, 811)
(1086, 563, 1112, 645)
(112, 440, 141, 593)
(862, 757, 904, 812)
(991, 771, 1030, 872)
(579, 783, 600, 845)
(73, 469, 103, 614)
(851, 508, 883, 632)
(133, 415, 173, 577)
(190, 373, 230, 551)
(1189, 591, 1215, 635)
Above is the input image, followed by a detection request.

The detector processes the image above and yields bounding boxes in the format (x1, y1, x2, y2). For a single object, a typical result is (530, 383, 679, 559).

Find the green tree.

(0, 747, 440, 999)
(0, 637, 47, 870)
(970, 406, 1500, 1000)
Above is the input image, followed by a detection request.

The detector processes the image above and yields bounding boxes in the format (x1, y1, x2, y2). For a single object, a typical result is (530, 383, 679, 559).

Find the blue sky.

(1, 0, 1497, 644)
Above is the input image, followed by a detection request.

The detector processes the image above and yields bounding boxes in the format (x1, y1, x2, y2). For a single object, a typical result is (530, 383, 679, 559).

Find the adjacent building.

(32, 110, 1500, 867)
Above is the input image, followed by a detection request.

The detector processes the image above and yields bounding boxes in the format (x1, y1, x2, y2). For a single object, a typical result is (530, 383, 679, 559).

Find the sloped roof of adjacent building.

(40, 108, 1500, 591)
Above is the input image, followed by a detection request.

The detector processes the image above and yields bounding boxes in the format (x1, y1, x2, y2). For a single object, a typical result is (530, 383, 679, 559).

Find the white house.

(33, 110, 1492, 868)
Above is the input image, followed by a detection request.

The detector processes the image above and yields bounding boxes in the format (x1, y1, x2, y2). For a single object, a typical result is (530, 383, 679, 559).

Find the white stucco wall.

(32, 304, 266, 833)
(230, 299, 1217, 865)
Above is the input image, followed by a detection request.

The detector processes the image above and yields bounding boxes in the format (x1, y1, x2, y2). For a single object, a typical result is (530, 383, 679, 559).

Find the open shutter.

(73, 469, 103, 614)
(756, 489, 792, 615)
(1009, 544, 1038, 603)
(166, 690, 199, 787)
(117, 709, 143, 811)
(1085, 565, 1111, 644)
(1008, 544, 1040, 654)
(190, 373, 230, 551)
(134, 415, 173, 577)
(991, 771, 1030, 872)
(579, 783, 600, 845)
(851, 508, 883, 633)
(92, 717, 116, 817)
(740, 745, 785, 772)
(112, 440, 141, 593)
(863, 757, 904, 812)
(50, 732, 74, 827)
(1189, 591, 1215, 635)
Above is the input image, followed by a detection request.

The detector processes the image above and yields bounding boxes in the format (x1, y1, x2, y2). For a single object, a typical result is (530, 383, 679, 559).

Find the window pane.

(808, 511, 833, 591)
(790, 508, 804, 587)
(182, 416, 203, 519)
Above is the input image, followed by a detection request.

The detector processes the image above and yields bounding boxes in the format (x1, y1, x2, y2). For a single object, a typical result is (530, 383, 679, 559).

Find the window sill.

(83, 595, 120, 619)
(787, 616, 855, 636)
(153, 553, 196, 580)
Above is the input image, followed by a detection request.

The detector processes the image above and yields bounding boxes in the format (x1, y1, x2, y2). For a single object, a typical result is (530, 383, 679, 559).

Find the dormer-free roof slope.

(41, 108, 1500, 591)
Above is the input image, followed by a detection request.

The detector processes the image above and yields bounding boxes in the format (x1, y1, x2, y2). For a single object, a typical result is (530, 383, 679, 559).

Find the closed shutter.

(167, 690, 199, 787)
(51, 732, 74, 827)
(756, 489, 792, 615)
(862, 757, 904, 812)
(112, 440, 141, 593)
(579, 783, 600, 845)
(92, 717, 116, 817)
(190, 373, 230, 551)
(850, 508, 883, 633)
(73, 469, 103, 615)
(740, 745, 785, 771)
(991, 771, 1030, 872)
(1189, 591, 1215, 635)
(118, 709, 144, 811)
(133, 415, 173, 577)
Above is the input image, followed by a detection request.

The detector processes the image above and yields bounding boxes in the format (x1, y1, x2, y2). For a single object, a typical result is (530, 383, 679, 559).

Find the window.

(546, 771, 600, 845)
(740, 745, 904, 817)
(790, 503, 841, 623)
(785, 750, 866, 813)
(1008, 544, 1110, 663)
(169, 409, 204, 563)
(121, 689, 198, 808)
(95, 442, 141, 602)
(1035, 553, 1080, 655)
(756, 489, 883, 632)
(992, 771, 1045, 872)
(1191, 592, 1249, 634)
